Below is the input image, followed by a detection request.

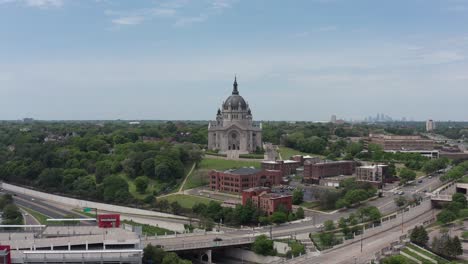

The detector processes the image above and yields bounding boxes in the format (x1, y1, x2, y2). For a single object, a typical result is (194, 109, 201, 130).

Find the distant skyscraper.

(330, 115, 337, 123)
(426, 119, 436, 132)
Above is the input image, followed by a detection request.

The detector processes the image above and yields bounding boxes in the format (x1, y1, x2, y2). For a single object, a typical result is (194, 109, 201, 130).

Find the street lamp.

(401, 208, 404, 234)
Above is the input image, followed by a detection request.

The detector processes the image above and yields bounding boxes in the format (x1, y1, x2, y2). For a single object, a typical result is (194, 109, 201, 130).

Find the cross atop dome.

(232, 75, 239, 95)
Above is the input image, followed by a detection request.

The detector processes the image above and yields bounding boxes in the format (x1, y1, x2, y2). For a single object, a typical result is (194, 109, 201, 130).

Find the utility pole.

(360, 224, 364, 253)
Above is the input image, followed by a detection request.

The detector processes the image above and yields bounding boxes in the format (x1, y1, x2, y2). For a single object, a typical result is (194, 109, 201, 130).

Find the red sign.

(97, 214, 120, 228)
(0, 245, 11, 264)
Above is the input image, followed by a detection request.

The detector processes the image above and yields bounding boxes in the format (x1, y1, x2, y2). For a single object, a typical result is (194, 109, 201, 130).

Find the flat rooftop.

(225, 167, 262, 175)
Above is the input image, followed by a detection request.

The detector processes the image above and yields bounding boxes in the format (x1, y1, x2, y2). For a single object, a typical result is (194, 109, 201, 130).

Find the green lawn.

(20, 206, 50, 224)
(159, 194, 216, 209)
(121, 220, 175, 236)
(182, 158, 261, 191)
(459, 175, 468, 183)
(199, 158, 260, 170)
(406, 244, 450, 264)
(123, 174, 179, 199)
(310, 232, 344, 251)
(395, 163, 425, 178)
(278, 147, 324, 160)
(183, 168, 209, 191)
(402, 248, 434, 264)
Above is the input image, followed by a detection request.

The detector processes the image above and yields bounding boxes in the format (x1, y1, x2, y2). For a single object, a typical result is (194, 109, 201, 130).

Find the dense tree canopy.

(0, 121, 205, 207)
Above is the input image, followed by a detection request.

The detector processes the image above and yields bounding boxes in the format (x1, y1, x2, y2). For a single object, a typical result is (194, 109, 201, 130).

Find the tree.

(157, 199, 170, 212)
(95, 160, 112, 183)
(38, 168, 64, 191)
(252, 235, 276, 256)
(399, 168, 416, 184)
(292, 189, 304, 205)
(324, 220, 335, 231)
(162, 253, 188, 264)
(102, 175, 131, 203)
(2, 204, 22, 225)
(437, 209, 457, 224)
(134, 176, 150, 194)
(432, 233, 463, 258)
(452, 193, 467, 209)
(358, 206, 381, 222)
(143, 244, 166, 264)
(410, 226, 429, 246)
(449, 236, 463, 257)
(343, 189, 369, 205)
(318, 232, 336, 248)
(154, 155, 184, 180)
(296, 207, 305, 219)
(170, 201, 182, 215)
(270, 211, 288, 224)
(142, 158, 156, 178)
(287, 241, 305, 258)
(394, 196, 407, 208)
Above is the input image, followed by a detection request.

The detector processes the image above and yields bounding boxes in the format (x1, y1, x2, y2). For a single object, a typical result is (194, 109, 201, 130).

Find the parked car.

(213, 237, 223, 242)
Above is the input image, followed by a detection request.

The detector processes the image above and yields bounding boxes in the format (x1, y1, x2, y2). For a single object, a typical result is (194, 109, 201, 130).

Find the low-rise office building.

(356, 164, 390, 187)
(369, 134, 435, 151)
(261, 160, 301, 177)
(209, 167, 283, 193)
(242, 187, 292, 215)
(303, 160, 355, 184)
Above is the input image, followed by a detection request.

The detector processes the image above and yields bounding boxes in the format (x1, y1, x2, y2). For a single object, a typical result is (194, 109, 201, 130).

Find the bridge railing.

(21, 250, 143, 263)
(155, 237, 256, 251)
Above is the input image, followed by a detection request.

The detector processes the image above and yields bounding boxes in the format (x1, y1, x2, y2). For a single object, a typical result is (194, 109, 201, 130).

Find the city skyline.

(1, 0, 468, 121)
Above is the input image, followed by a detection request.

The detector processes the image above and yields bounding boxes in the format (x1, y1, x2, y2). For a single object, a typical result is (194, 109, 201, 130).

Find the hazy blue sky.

(1, 0, 467, 121)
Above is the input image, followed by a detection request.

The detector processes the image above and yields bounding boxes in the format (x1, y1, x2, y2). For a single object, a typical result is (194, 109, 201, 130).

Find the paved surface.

(291, 205, 435, 263)
(6, 190, 190, 231)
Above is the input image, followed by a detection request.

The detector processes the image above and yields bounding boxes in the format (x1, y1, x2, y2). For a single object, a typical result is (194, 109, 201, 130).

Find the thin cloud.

(211, 0, 235, 10)
(106, 0, 237, 27)
(112, 16, 145, 25)
(174, 15, 206, 27)
(0, 0, 63, 8)
(317, 25, 337, 32)
(107, 7, 177, 26)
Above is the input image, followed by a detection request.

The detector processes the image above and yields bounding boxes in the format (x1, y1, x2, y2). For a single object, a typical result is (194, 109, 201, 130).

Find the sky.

(1, 0, 468, 121)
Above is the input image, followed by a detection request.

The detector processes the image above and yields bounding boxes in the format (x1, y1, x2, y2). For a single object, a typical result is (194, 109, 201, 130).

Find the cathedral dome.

(223, 76, 248, 110)
(224, 95, 247, 110)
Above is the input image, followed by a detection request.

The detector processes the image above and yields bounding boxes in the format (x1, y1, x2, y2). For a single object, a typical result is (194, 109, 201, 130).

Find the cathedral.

(208, 77, 262, 154)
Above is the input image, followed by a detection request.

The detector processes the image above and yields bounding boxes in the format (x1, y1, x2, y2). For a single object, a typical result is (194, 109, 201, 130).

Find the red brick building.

(242, 187, 292, 215)
(303, 160, 355, 184)
(209, 168, 283, 193)
(261, 160, 301, 176)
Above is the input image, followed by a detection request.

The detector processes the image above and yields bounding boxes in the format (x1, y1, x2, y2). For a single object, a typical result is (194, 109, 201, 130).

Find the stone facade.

(208, 78, 262, 154)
